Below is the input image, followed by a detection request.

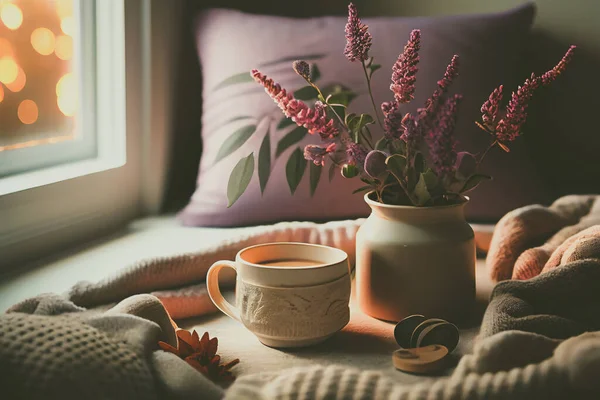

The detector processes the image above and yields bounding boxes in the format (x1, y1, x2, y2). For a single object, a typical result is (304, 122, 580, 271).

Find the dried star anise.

(158, 329, 240, 383)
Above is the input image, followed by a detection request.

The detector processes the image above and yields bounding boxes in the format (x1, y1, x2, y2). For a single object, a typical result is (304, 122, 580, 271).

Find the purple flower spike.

(540, 45, 576, 86)
(293, 60, 311, 80)
(252, 69, 339, 139)
(364, 150, 389, 180)
(481, 85, 503, 129)
(346, 142, 368, 168)
(381, 101, 403, 139)
(304, 143, 336, 166)
(400, 113, 421, 155)
(344, 3, 372, 62)
(437, 55, 459, 91)
(390, 29, 421, 104)
(428, 94, 462, 177)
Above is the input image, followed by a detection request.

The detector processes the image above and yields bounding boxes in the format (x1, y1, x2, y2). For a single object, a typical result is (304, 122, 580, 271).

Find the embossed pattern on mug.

(237, 274, 351, 339)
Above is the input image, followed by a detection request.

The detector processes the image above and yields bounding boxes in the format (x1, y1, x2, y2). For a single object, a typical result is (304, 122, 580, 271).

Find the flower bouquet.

(227, 3, 575, 208)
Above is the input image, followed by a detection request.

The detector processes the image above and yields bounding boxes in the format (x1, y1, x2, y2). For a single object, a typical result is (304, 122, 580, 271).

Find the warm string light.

(55, 34, 72, 60)
(5, 65, 24, 92)
(0, 57, 17, 84)
(18, 99, 38, 124)
(0, 3, 22, 30)
(31, 27, 56, 56)
(56, 72, 77, 116)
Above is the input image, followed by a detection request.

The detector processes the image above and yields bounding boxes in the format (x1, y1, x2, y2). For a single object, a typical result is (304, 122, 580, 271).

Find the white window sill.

(0, 157, 125, 196)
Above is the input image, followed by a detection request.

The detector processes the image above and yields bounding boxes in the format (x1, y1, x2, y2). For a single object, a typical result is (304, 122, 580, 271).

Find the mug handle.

(206, 261, 241, 322)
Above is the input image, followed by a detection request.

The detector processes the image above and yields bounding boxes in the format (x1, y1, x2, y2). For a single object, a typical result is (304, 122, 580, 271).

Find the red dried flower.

(344, 3, 372, 62)
(251, 69, 339, 139)
(540, 45, 576, 85)
(418, 55, 460, 127)
(159, 329, 240, 383)
(427, 94, 462, 177)
(304, 143, 336, 166)
(390, 29, 421, 104)
(293, 60, 311, 80)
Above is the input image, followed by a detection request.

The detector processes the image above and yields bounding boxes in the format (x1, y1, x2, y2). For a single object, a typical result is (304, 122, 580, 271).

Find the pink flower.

(418, 55, 460, 126)
(346, 142, 368, 168)
(390, 29, 421, 104)
(344, 3, 372, 62)
(304, 143, 336, 166)
(427, 94, 462, 177)
(540, 45, 575, 85)
(480, 85, 503, 129)
(381, 101, 403, 139)
(251, 69, 339, 139)
(489, 46, 575, 143)
(400, 113, 421, 155)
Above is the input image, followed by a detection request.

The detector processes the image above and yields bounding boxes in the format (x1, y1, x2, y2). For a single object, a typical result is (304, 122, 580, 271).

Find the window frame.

(0, 0, 146, 272)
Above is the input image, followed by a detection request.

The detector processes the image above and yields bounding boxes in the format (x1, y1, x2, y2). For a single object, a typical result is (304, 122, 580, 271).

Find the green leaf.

(414, 173, 432, 206)
(375, 137, 389, 151)
(327, 91, 356, 107)
(386, 154, 407, 175)
(276, 126, 307, 157)
(227, 153, 255, 207)
(413, 152, 426, 174)
(224, 115, 254, 125)
(215, 125, 257, 163)
(390, 139, 407, 155)
(369, 64, 382, 78)
(422, 169, 439, 190)
(310, 64, 321, 82)
(286, 148, 307, 194)
(258, 129, 271, 194)
(214, 72, 254, 91)
(460, 174, 492, 193)
(345, 113, 357, 126)
(277, 117, 296, 130)
(352, 185, 372, 194)
(309, 163, 322, 196)
(294, 86, 319, 100)
(259, 53, 326, 68)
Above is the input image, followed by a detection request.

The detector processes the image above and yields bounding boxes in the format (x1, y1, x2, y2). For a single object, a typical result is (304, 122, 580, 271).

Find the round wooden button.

(392, 344, 449, 374)
(394, 315, 425, 348)
(418, 322, 460, 353)
(410, 318, 447, 348)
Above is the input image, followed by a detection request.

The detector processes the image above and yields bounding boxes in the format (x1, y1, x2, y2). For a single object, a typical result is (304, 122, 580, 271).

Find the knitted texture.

(226, 260, 600, 400)
(486, 195, 600, 281)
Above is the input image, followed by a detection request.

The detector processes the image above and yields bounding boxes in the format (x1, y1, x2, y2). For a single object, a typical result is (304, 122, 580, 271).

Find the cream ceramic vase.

(356, 192, 476, 322)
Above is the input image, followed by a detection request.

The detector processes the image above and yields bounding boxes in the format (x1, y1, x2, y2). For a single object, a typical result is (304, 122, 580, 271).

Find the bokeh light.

(5, 65, 25, 92)
(0, 37, 13, 57)
(54, 35, 72, 60)
(18, 99, 38, 124)
(0, 3, 23, 30)
(31, 28, 56, 56)
(55, 0, 73, 19)
(56, 73, 77, 116)
(60, 16, 74, 36)
(0, 57, 18, 84)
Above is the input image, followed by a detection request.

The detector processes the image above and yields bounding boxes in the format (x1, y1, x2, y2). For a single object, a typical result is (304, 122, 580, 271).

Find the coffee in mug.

(206, 242, 351, 348)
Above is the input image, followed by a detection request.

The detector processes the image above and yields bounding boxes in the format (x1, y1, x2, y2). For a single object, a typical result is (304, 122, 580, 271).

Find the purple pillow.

(179, 4, 541, 227)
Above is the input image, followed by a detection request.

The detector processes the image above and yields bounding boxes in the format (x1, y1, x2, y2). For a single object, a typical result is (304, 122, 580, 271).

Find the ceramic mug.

(206, 242, 351, 348)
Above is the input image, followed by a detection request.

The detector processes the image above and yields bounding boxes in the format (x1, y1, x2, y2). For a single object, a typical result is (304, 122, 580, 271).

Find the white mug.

(206, 242, 351, 348)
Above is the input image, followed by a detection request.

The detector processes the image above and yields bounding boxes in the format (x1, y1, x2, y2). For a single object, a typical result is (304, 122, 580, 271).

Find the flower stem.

(478, 141, 497, 164)
(310, 82, 347, 130)
(361, 60, 383, 131)
(389, 170, 418, 206)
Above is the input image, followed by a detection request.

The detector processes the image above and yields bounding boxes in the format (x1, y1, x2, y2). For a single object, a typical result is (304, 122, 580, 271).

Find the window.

(0, 0, 137, 271)
(0, 0, 126, 192)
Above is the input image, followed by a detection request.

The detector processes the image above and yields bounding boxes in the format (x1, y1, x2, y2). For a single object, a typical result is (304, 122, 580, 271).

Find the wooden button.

(418, 322, 459, 353)
(392, 344, 449, 374)
(394, 315, 425, 348)
(410, 318, 447, 348)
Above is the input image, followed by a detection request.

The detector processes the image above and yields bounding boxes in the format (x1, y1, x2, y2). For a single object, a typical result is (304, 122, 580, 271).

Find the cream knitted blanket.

(2, 195, 600, 399)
